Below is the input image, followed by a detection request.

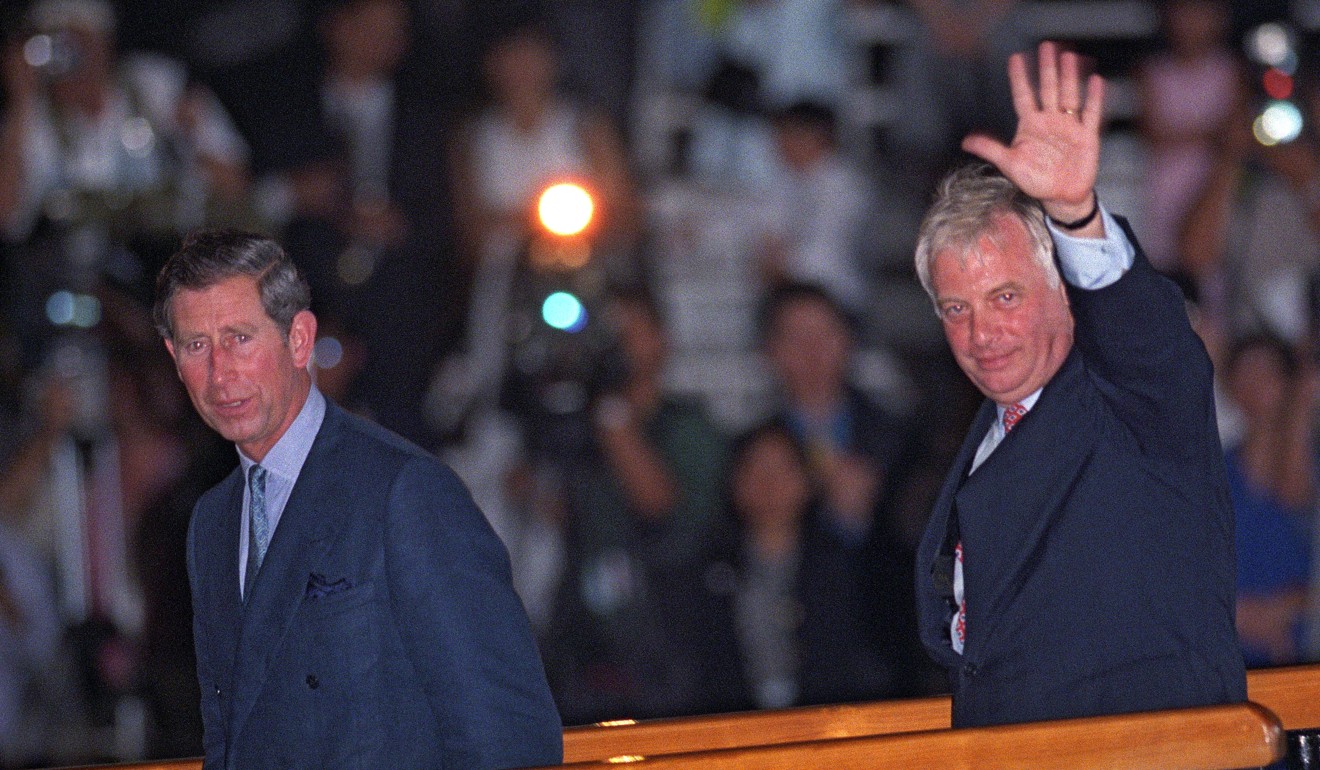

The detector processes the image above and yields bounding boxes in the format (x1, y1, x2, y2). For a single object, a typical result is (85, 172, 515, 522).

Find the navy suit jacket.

(188, 400, 562, 769)
(916, 222, 1246, 727)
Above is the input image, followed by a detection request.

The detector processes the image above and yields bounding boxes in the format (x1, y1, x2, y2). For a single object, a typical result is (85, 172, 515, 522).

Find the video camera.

(500, 181, 629, 458)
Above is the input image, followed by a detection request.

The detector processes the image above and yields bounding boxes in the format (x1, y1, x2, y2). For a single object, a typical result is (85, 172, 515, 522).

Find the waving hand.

(962, 41, 1106, 235)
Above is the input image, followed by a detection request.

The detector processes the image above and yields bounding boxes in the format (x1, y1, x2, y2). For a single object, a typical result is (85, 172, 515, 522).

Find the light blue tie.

(244, 464, 270, 600)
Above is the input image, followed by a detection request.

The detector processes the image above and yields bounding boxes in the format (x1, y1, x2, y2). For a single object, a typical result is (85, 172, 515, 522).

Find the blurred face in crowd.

(774, 122, 830, 172)
(610, 298, 668, 384)
(324, 0, 410, 79)
(485, 29, 557, 109)
(47, 25, 115, 114)
(1165, 0, 1228, 58)
(732, 430, 810, 533)
(766, 296, 851, 405)
(1226, 343, 1291, 425)
(164, 275, 316, 461)
(932, 213, 1073, 407)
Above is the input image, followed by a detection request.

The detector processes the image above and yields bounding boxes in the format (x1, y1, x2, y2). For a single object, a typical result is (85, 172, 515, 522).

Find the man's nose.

(969, 309, 999, 348)
(208, 346, 234, 384)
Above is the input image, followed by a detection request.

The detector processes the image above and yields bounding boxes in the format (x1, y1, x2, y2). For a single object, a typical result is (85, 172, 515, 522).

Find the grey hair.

(914, 164, 1058, 309)
(153, 229, 311, 341)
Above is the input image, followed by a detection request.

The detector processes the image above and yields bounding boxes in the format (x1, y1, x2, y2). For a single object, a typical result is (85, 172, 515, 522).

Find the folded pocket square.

(305, 572, 353, 599)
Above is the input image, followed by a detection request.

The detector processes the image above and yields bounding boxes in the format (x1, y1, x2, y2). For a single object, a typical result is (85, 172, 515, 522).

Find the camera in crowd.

(499, 181, 631, 458)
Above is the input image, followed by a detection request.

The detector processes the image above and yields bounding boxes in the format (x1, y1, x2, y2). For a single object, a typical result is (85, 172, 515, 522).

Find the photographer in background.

(540, 287, 728, 725)
(0, 0, 250, 242)
(0, 342, 79, 767)
(0, 0, 251, 364)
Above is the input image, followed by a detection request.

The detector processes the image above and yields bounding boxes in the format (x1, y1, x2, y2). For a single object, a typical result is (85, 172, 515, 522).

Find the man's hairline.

(925, 210, 1060, 308)
(160, 266, 296, 344)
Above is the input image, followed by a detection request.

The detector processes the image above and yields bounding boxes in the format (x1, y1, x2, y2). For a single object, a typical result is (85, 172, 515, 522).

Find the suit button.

(214, 686, 222, 698)
(306, 674, 319, 690)
(963, 663, 978, 676)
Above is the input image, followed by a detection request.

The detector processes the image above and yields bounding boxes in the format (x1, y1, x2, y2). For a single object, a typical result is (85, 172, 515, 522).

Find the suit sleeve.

(188, 504, 226, 770)
(1064, 216, 1218, 459)
(384, 457, 563, 769)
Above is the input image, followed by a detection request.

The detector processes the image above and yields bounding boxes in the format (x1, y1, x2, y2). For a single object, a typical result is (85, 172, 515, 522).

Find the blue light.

(72, 294, 101, 328)
(314, 337, 344, 369)
(46, 291, 75, 326)
(542, 291, 587, 333)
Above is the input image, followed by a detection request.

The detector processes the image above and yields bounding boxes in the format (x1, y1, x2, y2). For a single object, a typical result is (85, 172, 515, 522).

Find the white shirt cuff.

(1049, 206, 1135, 290)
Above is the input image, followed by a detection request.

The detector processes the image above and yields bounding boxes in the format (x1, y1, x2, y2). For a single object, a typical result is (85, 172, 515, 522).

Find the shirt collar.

(237, 386, 327, 484)
(994, 388, 1043, 425)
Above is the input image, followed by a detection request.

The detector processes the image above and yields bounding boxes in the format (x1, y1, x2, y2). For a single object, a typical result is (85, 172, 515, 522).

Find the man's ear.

(288, 310, 318, 369)
(163, 338, 177, 364)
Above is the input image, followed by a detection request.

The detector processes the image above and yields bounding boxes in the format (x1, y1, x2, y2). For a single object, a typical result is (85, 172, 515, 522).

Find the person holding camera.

(0, 0, 250, 254)
(539, 288, 728, 724)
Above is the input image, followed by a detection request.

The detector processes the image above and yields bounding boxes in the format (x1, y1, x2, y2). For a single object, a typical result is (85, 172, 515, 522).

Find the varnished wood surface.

(547, 702, 1283, 770)
(561, 696, 952, 763)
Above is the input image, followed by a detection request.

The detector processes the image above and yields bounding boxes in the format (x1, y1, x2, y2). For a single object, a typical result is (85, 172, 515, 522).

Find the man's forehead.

(170, 276, 269, 326)
(772, 301, 848, 342)
(176, 274, 261, 301)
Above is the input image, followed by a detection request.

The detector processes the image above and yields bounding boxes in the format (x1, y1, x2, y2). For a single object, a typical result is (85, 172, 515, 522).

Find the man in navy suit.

(153, 230, 562, 769)
(913, 42, 1245, 727)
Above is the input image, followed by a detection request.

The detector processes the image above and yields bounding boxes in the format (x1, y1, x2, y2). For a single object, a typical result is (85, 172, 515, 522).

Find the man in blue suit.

(913, 42, 1246, 727)
(153, 230, 562, 769)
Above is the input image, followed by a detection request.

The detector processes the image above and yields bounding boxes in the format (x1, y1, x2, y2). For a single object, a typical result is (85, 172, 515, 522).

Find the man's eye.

(941, 304, 965, 319)
(186, 340, 206, 352)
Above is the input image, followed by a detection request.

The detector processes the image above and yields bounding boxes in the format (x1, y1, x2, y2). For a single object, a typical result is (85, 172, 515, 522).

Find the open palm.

(962, 41, 1106, 216)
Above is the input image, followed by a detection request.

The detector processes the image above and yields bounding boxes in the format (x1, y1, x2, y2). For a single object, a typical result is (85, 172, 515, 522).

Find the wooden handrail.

(561, 696, 951, 762)
(47, 664, 1320, 769)
(559, 662, 1320, 761)
(1246, 664, 1320, 731)
(545, 702, 1284, 770)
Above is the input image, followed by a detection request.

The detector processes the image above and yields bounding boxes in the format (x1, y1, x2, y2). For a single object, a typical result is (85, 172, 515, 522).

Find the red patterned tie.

(1003, 402, 1027, 433)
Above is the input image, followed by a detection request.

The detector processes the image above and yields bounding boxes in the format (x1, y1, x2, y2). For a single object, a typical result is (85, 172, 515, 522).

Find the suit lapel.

(227, 405, 357, 743)
(918, 399, 996, 666)
(954, 350, 1098, 655)
(198, 470, 245, 693)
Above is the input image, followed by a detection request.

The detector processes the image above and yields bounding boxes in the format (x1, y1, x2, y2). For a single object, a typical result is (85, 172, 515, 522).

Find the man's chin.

(972, 377, 1028, 404)
(204, 416, 255, 445)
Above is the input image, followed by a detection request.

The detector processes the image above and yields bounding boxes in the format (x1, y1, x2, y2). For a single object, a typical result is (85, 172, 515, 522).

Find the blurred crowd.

(1, 0, 1319, 765)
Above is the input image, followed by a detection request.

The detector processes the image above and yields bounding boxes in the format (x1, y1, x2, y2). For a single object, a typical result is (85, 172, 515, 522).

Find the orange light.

(537, 182, 594, 236)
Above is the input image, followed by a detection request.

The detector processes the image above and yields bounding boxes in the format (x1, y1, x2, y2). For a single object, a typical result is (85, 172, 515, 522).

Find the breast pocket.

(302, 579, 375, 616)
(292, 581, 377, 689)
(292, 581, 383, 765)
